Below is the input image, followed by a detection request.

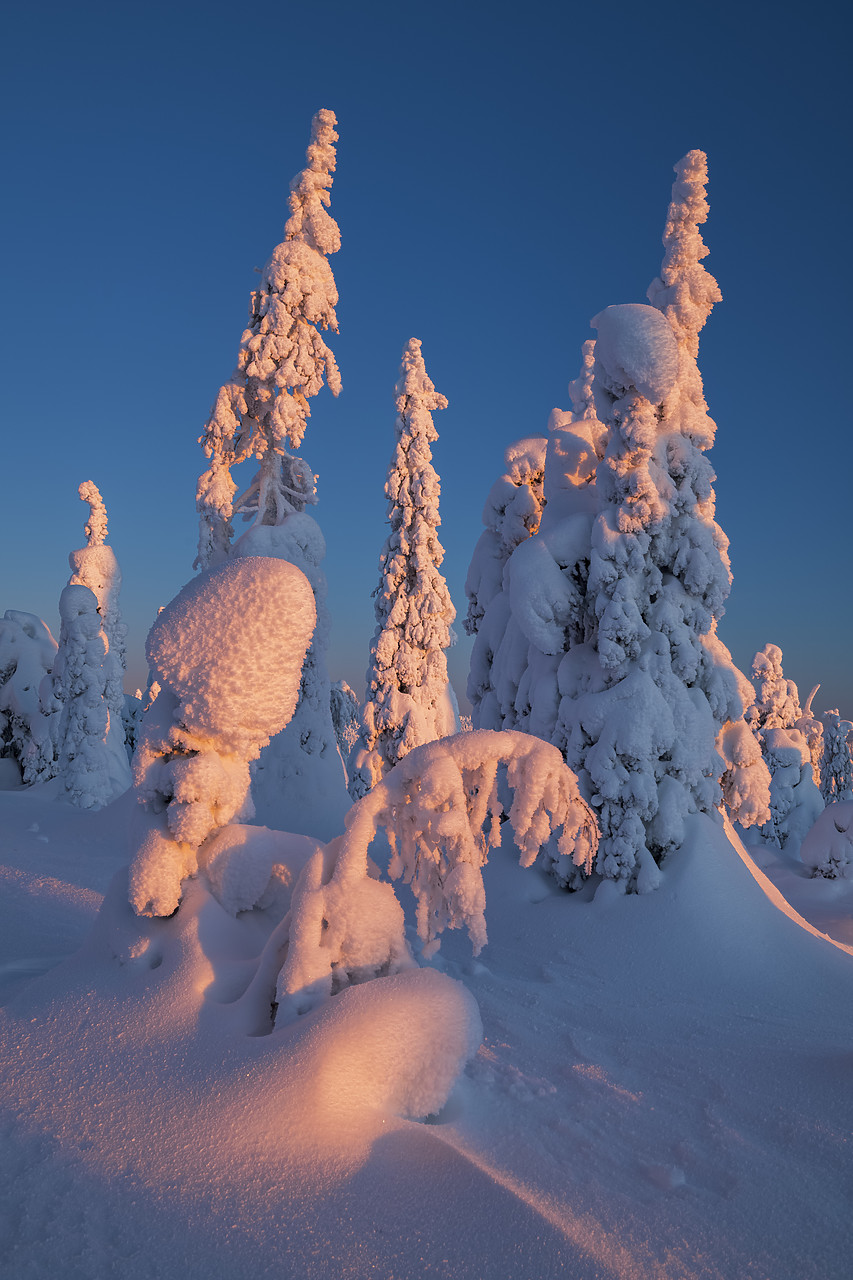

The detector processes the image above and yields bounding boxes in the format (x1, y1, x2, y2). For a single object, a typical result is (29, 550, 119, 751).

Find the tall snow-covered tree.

(468, 150, 769, 890)
(193, 109, 348, 840)
(196, 108, 341, 566)
(49, 484, 131, 807)
(820, 709, 853, 804)
(349, 339, 458, 798)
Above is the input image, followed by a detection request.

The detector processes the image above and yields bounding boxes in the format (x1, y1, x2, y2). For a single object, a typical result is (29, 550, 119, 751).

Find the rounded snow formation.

(146, 557, 316, 744)
(591, 303, 680, 402)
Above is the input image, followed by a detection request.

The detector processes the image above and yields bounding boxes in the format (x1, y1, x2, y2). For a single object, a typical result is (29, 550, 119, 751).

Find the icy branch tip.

(78, 481, 108, 547)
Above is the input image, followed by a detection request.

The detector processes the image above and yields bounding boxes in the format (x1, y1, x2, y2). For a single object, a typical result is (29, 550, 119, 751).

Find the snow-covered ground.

(1, 784, 851, 1280)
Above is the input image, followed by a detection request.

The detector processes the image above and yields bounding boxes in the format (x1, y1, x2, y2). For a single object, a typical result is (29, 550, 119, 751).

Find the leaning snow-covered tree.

(194, 109, 348, 840)
(349, 340, 458, 799)
(49, 485, 131, 807)
(470, 151, 770, 890)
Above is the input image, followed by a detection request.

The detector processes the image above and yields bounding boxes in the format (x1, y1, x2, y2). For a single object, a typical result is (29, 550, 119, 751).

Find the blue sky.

(3, 0, 851, 715)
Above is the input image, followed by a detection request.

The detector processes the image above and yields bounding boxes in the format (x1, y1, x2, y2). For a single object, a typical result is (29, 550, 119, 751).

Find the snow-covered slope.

(1, 787, 851, 1279)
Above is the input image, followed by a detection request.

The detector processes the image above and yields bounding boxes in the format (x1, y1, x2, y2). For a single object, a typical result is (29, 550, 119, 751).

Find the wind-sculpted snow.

(277, 731, 598, 1021)
(129, 557, 316, 917)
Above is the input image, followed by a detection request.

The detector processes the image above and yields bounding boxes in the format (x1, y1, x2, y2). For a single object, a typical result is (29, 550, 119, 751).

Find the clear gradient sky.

(3, 0, 851, 715)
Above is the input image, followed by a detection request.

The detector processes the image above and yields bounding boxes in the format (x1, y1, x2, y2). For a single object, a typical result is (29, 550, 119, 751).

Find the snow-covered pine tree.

(194, 109, 348, 840)
(745, 644, 822, 849)
(50, 485, 131, 807)
(349, 340, 458, 798)
(820, 709, 853, 804)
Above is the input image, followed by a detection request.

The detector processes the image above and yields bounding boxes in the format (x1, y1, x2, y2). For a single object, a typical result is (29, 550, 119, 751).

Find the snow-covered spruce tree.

(464, 435, 548, 639)
(820, 709, 853, 804)
(467, 340, 606, 750)
(349, 340, 458, 799)
(49, 486, 131, 807)
(194, 109, 348, 840)
(745, 644, 822, 849)
(0, 611, 58, 784)
(471, 152, 769, 890)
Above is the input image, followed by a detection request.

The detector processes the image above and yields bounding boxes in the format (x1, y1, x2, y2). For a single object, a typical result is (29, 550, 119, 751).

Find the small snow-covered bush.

(129, 557, 317, 917)
(800, 802, 853, 879)
(0, 610, 57, 783)
(276, 730, 598, 1022)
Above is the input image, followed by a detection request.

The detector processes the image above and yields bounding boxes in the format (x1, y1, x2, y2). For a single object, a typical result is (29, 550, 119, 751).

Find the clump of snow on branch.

(349, 340, 458, 799)
(0, 611, 58, 784)
(276, 730, 598, 1021)
(195, 108, 341, 569)
(128, 557, 316, 917)
(800, 801, 853, 879)
(820, 709, 853, 804)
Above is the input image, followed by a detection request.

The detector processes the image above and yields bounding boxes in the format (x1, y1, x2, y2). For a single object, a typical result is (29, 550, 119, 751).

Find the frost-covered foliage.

(330, 679, 360, 756)
(800, 801, 853, 879)
(349, 340, 458, 799)
(820, 709, 853, 804)
(129, 558, 316, 917)
(469, 152, 769, 889)
(275, 730, 598, 1021)
(0, 611, 57, 784)
(195, 108, 341, 568)
(193, 110, 346, 840)
(48, 484, 131, 808)
(464, 436, 547, 638)
(745, 645, 822, 849)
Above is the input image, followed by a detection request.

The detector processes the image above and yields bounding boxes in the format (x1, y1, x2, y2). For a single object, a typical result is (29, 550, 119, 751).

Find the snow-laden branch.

(276, 730, 598, 1022)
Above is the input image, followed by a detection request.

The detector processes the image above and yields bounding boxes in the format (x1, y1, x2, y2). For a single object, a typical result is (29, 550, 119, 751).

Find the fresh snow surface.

(1, 786, 852, 1280)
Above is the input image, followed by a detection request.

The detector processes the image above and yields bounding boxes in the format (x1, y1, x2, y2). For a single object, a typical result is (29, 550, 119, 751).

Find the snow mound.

(303, 968, 483, 1120)
(146, 556, 316, 746)
(591, 303, 679, 402)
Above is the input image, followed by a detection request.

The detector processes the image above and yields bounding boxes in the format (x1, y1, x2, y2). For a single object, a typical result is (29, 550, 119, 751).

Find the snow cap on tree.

(0, 611, 58, 785)
(196, 108, 341, 568)
(350, 339, 457, 797)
